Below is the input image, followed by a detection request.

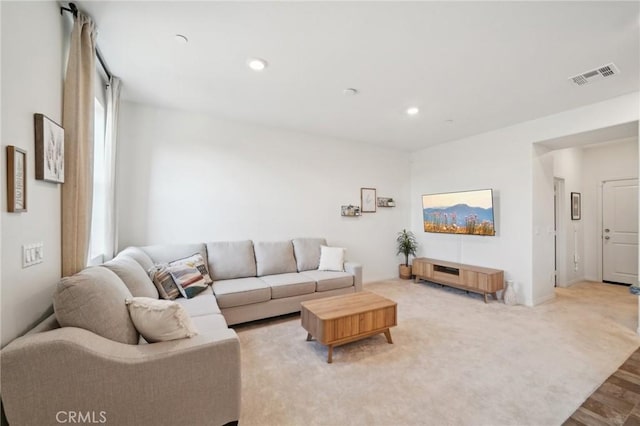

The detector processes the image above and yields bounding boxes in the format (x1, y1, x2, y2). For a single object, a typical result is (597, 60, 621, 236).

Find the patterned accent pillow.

(148, 264, 181, 300)
(167, 262, 208, 299)
(169, 253, 213, 285)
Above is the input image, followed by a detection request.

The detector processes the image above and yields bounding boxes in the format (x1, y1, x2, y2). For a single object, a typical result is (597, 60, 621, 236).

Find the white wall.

(1, 2, 66, 346)
(411, 92, 639, 306)
(552, 147, 584, 286)
(582, 137, 639, 281)
(116, 102, 411, 282)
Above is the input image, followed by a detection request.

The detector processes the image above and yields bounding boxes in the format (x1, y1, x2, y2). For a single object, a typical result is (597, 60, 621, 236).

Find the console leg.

(306, 333, 313, 341)
(327, 345, 333, 363)
(384, 329, 393, 344)
(483, 293, 488, 303)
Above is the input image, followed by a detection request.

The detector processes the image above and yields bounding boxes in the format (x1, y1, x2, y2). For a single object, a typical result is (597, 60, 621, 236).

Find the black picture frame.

(571, 192, 581, 220)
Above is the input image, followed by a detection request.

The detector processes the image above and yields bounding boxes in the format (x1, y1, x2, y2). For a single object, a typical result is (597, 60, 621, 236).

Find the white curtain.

(103, 76, 121, 261)
(61, 13, 96, 276)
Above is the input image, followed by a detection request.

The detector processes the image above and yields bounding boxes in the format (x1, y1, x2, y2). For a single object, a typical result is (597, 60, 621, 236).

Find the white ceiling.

(78, 1, 640, 152)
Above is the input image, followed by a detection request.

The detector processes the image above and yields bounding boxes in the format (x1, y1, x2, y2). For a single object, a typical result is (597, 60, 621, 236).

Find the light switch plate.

(22, 242, 44, 268)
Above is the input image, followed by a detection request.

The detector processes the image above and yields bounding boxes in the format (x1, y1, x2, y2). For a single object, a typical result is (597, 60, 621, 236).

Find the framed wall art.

(34, 113, 65, 183)
(6, 145, 27, 212)
(361, 187, 376, 213)
(571, 192, 581, 220)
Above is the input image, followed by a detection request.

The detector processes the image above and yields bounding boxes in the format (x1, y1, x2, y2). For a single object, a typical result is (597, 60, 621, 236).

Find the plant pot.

(399, 264, 412, 280)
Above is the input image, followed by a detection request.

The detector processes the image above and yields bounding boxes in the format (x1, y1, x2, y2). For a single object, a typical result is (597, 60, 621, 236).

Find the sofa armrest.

(1, 326, 240, 426)
(345, 261, 363, 291)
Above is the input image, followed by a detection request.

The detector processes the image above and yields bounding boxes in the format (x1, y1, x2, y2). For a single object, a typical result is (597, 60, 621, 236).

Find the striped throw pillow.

(148, 264, 181, 300)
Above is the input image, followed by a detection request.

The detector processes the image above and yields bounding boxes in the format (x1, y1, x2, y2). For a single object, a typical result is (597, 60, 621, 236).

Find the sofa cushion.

(292, 238, 327, 271)
(318, 246, 346, 272)
(117, 246, 155, 272)
(301, 270, 354, 292)
(174, 287, 221, 317)
(141, 244, 208, 270)
(125, 297, 198, 343)
(104, 255, 159, 299)
(259, 273, 316, 299)
(148, 264, 182, 300)
(254, 241, 297, 276)
(190, 313, 230, 333)
(53, 267, 139, 345)
(212, 277, 271, 308)
(207, 240, 256, 280)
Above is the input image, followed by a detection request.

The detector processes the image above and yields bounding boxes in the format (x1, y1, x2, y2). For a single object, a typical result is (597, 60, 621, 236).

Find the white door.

(603, 179, 639, 285)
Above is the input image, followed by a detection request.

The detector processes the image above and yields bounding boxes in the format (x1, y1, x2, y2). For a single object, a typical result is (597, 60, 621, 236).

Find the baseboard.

(533, 292, 556, 306)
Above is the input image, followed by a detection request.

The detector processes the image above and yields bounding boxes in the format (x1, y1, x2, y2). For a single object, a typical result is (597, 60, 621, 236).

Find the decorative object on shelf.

(503, 280, 517, 305)
(571, 192, 581, 220)
(34, 113, 65, 183)
(361, 187, 376, 213)
(396, 229, 418, 279)
(341, 205, 361, 216)
(6, 145, 27, 213)
(377, 197, 395, 207)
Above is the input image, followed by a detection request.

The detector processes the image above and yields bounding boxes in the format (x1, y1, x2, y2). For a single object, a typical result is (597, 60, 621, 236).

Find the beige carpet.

(233, 280, 640, 426)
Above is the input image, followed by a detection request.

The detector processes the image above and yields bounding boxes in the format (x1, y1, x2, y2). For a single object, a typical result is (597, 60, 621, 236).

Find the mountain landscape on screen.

(422, 190, 495, 236)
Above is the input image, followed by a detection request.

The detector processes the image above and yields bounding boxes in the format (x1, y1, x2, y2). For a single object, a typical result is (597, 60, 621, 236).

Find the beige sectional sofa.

(1, 238, 362, 426)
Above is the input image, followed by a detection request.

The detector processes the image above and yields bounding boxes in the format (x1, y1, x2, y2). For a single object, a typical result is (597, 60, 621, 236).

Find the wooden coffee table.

(301, 291, 397, 363)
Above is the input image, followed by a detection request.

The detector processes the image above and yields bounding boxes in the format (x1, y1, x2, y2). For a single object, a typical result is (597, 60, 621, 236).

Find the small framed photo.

(34, 113, 64, 183)
(6, 145, 27, 212)
(361, 187, 376, 213)
(571, 192, 581, 220)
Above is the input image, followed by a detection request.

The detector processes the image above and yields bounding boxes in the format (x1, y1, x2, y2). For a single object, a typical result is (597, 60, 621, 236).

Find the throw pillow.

(148, 264, 181, 300)
(167, 262, 208, 298)
(125, 297, 198, 343)
(169, 253, 213, 285)
(318, 246, 346, 272)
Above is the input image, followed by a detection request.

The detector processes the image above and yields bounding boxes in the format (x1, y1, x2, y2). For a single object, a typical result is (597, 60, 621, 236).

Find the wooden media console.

(412, 257, 504, 303)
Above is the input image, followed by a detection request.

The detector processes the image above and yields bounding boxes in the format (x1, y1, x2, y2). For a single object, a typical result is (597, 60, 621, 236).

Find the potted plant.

(396, 229, 418, 279)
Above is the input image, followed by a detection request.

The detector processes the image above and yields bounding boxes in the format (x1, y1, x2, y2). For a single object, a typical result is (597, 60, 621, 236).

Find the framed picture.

(34, 113, 64, 183)
(571, 192, 581, 220)
(361, 188, 376, 213)
(6, 146, 27, 212)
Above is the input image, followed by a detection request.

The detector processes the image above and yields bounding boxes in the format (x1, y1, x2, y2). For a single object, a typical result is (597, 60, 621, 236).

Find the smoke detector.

(569, 63, 620, 86)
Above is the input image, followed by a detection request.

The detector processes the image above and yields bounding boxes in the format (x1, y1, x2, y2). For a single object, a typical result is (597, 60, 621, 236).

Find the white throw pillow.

(125, 297, 198, 343)
(318, 246, 346, 272)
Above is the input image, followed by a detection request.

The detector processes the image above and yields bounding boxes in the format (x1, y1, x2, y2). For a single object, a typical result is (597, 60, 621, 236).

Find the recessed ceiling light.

(406, 107, 419, 116)
(247, 58, 268, 71)
(343, 88, 358, 96)
(174, 34, 189, 44)
(445, 119, 454, 125)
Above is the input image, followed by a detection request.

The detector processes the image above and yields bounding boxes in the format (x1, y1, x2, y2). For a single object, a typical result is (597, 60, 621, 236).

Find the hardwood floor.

(565, 348, 640, 425)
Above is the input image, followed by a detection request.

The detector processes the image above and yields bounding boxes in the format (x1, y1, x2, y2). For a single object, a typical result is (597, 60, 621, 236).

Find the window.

(88, 98, 107, 265)
(88, 70, 109, 266)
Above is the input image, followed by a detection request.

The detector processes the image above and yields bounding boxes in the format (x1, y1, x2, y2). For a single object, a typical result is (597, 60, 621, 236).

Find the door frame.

(554, 178, 567, 287)
(600, 177, 638, 283)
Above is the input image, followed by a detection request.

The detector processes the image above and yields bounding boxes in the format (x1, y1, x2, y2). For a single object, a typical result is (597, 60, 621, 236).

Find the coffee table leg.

(384, 329, 393, 344)
(328, 345, 333, 363)
(306, 333, 313, 341)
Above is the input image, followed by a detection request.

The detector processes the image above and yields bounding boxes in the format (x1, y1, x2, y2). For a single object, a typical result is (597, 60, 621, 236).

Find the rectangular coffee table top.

(301, 291, 396, 320)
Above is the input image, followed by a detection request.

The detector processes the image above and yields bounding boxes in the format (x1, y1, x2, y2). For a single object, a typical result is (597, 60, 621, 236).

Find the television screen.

(422, 189, 495, 236)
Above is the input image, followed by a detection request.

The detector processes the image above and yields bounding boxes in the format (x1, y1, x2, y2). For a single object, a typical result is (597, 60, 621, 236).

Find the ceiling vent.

(569, 63, 620, 86)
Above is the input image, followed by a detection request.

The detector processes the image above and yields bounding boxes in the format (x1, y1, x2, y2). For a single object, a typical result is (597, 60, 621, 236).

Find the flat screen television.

(422, 189, 495, 236)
